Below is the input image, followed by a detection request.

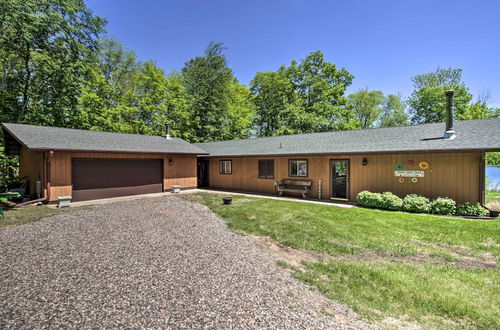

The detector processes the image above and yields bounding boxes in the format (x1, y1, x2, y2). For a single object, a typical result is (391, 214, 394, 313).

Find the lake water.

(486, 166, 500, 189)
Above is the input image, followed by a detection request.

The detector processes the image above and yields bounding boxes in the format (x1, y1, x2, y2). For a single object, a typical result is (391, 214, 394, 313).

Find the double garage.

(2, 122, 207, 203)
(72, 159, 163, 202)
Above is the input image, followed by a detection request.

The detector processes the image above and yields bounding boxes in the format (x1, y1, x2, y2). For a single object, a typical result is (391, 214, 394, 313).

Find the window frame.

(288, 159, 308, 177)
(219, 159, 232, 174)
(258, 159, 274, 179)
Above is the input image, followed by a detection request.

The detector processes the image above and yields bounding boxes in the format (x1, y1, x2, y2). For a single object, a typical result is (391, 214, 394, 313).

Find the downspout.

(46, 151, 53, 202)
(479, 152, 486, 206)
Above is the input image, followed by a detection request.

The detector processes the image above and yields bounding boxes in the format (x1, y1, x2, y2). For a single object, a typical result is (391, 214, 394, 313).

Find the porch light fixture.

(169, 158, 173, 166)
(362, 158, 368, 166)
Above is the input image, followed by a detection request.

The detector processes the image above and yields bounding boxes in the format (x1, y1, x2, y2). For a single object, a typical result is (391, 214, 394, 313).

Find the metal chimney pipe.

(165, 123, 171, 140)
(443, 90, 456, 140)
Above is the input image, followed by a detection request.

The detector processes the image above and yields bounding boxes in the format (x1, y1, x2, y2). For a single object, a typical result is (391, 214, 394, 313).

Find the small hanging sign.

(394, 170, 425, 177)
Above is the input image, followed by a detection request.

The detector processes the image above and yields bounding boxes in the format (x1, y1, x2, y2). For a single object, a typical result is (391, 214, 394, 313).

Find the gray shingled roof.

(196, 119, 500, 157)
(2, 123, 208, 154)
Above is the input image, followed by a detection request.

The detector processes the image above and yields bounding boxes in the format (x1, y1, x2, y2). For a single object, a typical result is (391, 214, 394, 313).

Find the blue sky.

(85, 0, 500, 107)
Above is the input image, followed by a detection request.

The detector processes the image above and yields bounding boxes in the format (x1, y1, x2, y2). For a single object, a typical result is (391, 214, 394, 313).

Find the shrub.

(0, 197, 15, 208)
(402, 194, 430, 213)
(380, 192, 403, 210)
(356, 191, 383, 208)
(430, 197, 456, 215)
(455, 202, 487, 217)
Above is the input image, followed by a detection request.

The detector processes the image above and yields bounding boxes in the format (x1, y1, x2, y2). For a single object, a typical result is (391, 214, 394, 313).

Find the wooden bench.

(276, 179, 312, 199)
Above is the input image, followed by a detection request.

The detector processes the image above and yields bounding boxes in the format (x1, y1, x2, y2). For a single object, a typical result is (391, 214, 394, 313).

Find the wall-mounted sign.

(394, 170, 425, 177)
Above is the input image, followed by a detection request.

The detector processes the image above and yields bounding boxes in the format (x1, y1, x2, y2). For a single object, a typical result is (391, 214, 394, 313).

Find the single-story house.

(2, 116, 499, 204)
(196, 118, 500, 204)
(1, 123, 208, 202)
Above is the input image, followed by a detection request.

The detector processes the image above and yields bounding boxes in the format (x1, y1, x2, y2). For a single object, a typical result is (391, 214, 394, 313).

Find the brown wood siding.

(206, 152, 482, 203)
(47, 152, 197, 202)
(19, 147, 44, 196)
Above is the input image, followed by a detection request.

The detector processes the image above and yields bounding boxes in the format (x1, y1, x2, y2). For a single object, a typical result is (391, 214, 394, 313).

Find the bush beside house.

(356, 191, 487, 217)
(402, 194, 431, 213)
(430, 197, 456, 215)
(455, 202, 487, 217)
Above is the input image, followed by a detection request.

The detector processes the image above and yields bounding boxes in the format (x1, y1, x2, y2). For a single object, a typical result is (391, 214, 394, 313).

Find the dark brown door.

(197, 159, 209, 187)
(72, 159, 163, 202)
(331, 160, 349, 200)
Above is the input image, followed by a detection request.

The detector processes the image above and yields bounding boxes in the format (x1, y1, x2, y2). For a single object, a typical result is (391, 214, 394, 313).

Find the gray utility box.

(171, 185, 181, 193)
(57, 196, 72, 208)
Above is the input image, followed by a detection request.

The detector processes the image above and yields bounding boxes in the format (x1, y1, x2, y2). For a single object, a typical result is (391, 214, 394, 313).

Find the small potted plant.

(485, 202, 500, 218)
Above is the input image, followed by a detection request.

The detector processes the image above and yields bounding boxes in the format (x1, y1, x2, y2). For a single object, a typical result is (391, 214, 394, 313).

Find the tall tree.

(181, 42, 233, 142)
(408, 68, 472, 124)
(348, 89, 385, 128)
(250, 71, 295, 136)
(251, 51, 354, 136)
(380, 94, 409, 127)
(78, 41, 196, 140)
(285, 51, 355, 132)
(226, 81, 255, 139)
(0, 0, 105, 127)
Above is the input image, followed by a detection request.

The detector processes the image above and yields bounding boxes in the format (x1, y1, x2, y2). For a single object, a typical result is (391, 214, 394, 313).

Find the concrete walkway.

(67, 188, 354, 208)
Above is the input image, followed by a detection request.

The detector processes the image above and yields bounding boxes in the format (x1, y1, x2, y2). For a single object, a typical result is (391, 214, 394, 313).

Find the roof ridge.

(196, 118, 498, 145)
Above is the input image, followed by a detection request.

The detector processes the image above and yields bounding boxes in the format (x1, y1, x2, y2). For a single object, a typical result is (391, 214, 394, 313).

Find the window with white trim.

(289, 159, 308, 177)
(219, 160, 232, 174)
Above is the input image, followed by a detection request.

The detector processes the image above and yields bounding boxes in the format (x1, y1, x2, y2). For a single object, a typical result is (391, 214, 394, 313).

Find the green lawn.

(0, 205, 67, 229)
(486, 190, 500, 203)
(181, 192, 500, 329)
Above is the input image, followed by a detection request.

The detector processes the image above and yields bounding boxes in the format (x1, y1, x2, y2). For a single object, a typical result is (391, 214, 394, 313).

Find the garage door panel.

(72, 159, 163, 202)
(72, 183, 163, 202)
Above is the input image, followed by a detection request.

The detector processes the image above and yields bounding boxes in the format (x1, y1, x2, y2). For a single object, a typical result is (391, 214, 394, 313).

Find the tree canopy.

(408, 68, 498, 124)
(251, 51, 355, 136)
(0, 0, 497, 148)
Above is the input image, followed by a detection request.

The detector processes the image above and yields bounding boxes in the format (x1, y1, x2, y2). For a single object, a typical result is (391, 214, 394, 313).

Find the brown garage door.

(72, 159, 163, 202)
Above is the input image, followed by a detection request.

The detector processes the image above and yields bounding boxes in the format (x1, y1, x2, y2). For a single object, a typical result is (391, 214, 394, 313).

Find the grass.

(0, 205, 68, 229)
(181, 192, 500, 329)
(486, 190, 500, 203)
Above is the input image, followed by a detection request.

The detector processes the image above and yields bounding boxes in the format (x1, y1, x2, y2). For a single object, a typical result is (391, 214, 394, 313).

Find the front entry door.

(197, 159, 209, 188)
(331, 160, 349, 200)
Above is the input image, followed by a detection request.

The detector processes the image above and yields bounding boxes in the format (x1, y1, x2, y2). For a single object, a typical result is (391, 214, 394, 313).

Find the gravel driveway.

(0, 196, 369, 328)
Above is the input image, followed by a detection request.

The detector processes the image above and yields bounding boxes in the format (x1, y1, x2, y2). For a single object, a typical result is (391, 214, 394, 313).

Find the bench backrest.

(281, 179, 312, 187)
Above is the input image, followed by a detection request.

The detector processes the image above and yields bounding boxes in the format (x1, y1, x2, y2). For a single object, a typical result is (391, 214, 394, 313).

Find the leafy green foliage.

(430, 197, 456, 215)
(408, 67, 498, 124)
(348, 89, 385, 128)
(181, 42, 254, 142)
(251, 51, 355, 136)
(357, 191, 403, 210)
(380, 94, 409, 127)
(0, 0, 105, 127)
(486, 152, 500, 166)
(356, 191, 383, 208)
(0, 197, 16, 208)
(380, 191, 403, 210)
(402, 194, 430, 213)
(0, 148, 19, 191)
(455, 202, 487, 217)
(0, 0, 496, 153)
